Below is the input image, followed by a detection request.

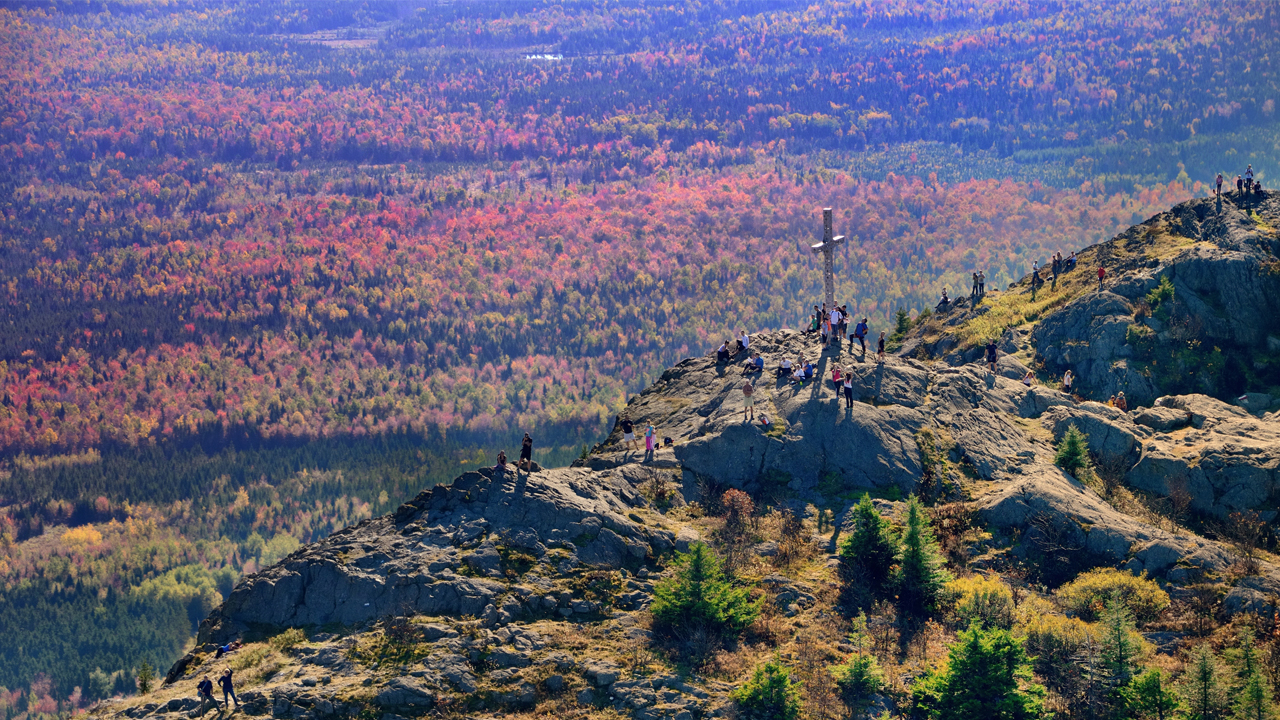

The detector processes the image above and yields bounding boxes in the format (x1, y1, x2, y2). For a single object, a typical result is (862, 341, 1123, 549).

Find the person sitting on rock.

(495, 450, 508, 470)
(1116, 392, 1128, 412)
(742, 352, 764, 375)
(803, 360, 815, 381)
(1066, 252, 1077, 271)
(807, 313, 820, 333)
(1107, 395, 1117, 407)
(716, 340, 731, 363)
(936, 289, 950, 311)
(736, 330, 750, 355)
(777, 357, 794, 378)
(791, 363, 807, 385)
(1022, 371, 1035, 387)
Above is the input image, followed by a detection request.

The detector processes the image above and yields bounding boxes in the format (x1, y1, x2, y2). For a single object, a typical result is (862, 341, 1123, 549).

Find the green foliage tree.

(830, 612, 883, 701)
(730, 655, 802, 720)
(912, 623, 1046, 720)
(838, 493, 899, 597)
(1119, 669, 1180, 720)
(136, 661, 155, 695)
(1101, 598, 1138, 690)
(1230, 627, 1275, 720)
(1181, 644, 1227, 720)
(88, 667, 114, 701)
(896, 495, 951, 617)
(1054, 424, 1091, 478)
(650, 543, 761, 638)
(1057, 568, 1171, 624)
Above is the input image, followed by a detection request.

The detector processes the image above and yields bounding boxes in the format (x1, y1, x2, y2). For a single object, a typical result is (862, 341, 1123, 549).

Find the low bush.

(948, 575, 1015, 630)
(1056, 568, 1170, 623)
(1020, 612, 1095, 691)
(731, 655, 802, 720)
(830, 654, 882, 701)
(268, 627, 307, 652)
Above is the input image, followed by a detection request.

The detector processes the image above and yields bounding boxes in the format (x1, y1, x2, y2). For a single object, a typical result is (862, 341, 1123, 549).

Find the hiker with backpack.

(197, 675, 218, 714)
(853, 317, 869, 355)
(986, 341, 998, 373)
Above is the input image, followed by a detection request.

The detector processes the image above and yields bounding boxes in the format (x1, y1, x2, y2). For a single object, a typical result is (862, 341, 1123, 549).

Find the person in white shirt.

(736, 330, 750, 355)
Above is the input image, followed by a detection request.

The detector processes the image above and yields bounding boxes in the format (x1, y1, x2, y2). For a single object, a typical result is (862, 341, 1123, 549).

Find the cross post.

(810, 207, 846, 311)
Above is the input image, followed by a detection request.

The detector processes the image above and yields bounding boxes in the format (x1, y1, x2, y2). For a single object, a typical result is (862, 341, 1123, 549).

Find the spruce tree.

(136, 661, 154, 695)
(1181, 644, 1227, 720)
(912, 623, 1046, 720)
(731, 655, 802, 720)
(1101, 598, 1138, 690)
(897, 495, 951, 617)
(838, 493, 899, 597)
(1120, 670, 1180, 720)
(1054, 424, 1091, 478)
(650, 542, 761, 638)
(1231, 627, 1276, 720)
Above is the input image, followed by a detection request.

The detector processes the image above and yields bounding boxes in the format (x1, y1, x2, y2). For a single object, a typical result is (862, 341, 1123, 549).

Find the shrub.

(1020, 612, 1095, 691)
(831, 654, 882, 701)
(948, 575, 1015, 630)
(1057, 568, 1170, 624)
(1054, 424, 1090, 478)
(268, 627, 307, 652)
(651, 543, 761, 638)
(731, 655, 802, 720)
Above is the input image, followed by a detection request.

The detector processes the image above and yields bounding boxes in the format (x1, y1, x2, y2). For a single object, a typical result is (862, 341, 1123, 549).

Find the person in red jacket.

(1097, 266, 1105, 292)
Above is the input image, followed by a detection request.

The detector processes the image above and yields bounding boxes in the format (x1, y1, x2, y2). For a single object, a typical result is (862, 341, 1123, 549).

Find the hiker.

(807, 313, 820, 333)
(620, 417, 637, 450)
(986, 341, 998, 372)
(736, 330, 750, 355)
(978, 270, 986, 295)
(716, 340, 731, 363)
(1216, 172, 1224, 196)
(1245, 164, 1254, 184)
(1116, 392, 1128, 412)
(1022, 371, 1035, 387)
(971, 272, 980, 299)
(1066, 252, 1077, 271)
(742, 380, 755, 422)
(1097, 265, 1106, 292)
(1051, 254, 1061, 289)
(936, 288, 950, 312)
(1031, 268, 1042, 298)
(803, 360, 815, 381)
(1062, 370, 1074, 395)
(495, 450, 508, 470)
(790, 363, 807, 385)
(1237, 175, 1244, 194)
(876, 332, 886, 363)
(645, 423, 656, 455)
(197, 675, 218, 714)
(742, 352, 764, 374)
(831, 365, 843, 389)
(519, 433, 533, 470)
(776, 357, 793, 378)
(819, 311, 830, 345)
(1032, 259, 1039, 274)
(829, 307, 843, 348)
(839, 305, 850, 339)
(842, 371, 854, 408)
(219, 669, 239, 710)
(853, 317, 869, 354)
(1107, 395, 1117, 407)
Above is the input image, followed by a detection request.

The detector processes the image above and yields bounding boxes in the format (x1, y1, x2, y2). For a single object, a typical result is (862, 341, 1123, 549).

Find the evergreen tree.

(136, 661, 155, 695)
(1119, 669, 1180, 720)
(1101, 598, 1138, 690)
(912, 623, 1046, 720)
(650, 543, 761, 638)
(1054, 424, 1091, 478)
(731, 655, 802, 720)
(1181, 644, 1227, 720)
(838, 493, 899, 597)
(1230, 627, 1275, 720)
(896, 495, 951, 617)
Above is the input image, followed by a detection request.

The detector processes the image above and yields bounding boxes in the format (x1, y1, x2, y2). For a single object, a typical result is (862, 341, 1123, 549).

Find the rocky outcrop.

(198, 466, 674, 644)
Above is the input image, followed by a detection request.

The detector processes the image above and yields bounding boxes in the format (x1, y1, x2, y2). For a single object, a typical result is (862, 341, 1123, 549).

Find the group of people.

(1216, 165, 1261, 196)
(802, 303, 886, 359)
(619, 416, 662, 455)
(493, 432, 537, 472)
(716, 330, 752, 362)
(196, 668, 239, 715)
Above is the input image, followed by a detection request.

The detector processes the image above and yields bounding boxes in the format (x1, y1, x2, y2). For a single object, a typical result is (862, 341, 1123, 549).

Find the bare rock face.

(198, 466, 674, 644)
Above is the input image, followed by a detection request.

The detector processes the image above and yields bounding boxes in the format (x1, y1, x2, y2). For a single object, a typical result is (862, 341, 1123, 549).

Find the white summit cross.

(810, 207, 846, 310)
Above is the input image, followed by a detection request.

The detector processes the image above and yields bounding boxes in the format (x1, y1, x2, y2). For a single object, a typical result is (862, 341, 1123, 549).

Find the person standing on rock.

(1062, 370, 1074, 395)
(829, 306, 843, 349)
(978, 270, 986, 295)
(1237, 175, 1244, 194)
(1116, 392, 1128, 412)
(1216, 172, 1224, 196)
(621, 417, 637, 451)
(877, 332, 886, 363)
(842, 371, 854, 409)
(986, 341, 998, 373)
(219, 669, 239, 710)
(742, 380, 755, 422)
(1097, 265, 1106, 292)
(197, 675, 218, 713)
(645, 423, 656, 457)
(519, 433, 534, 470)
(971, 272, 980, 299)
(854, 317, 869, 355)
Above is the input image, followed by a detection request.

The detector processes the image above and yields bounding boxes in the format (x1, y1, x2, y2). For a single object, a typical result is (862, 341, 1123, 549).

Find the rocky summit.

(96, 192, 1280, 720)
